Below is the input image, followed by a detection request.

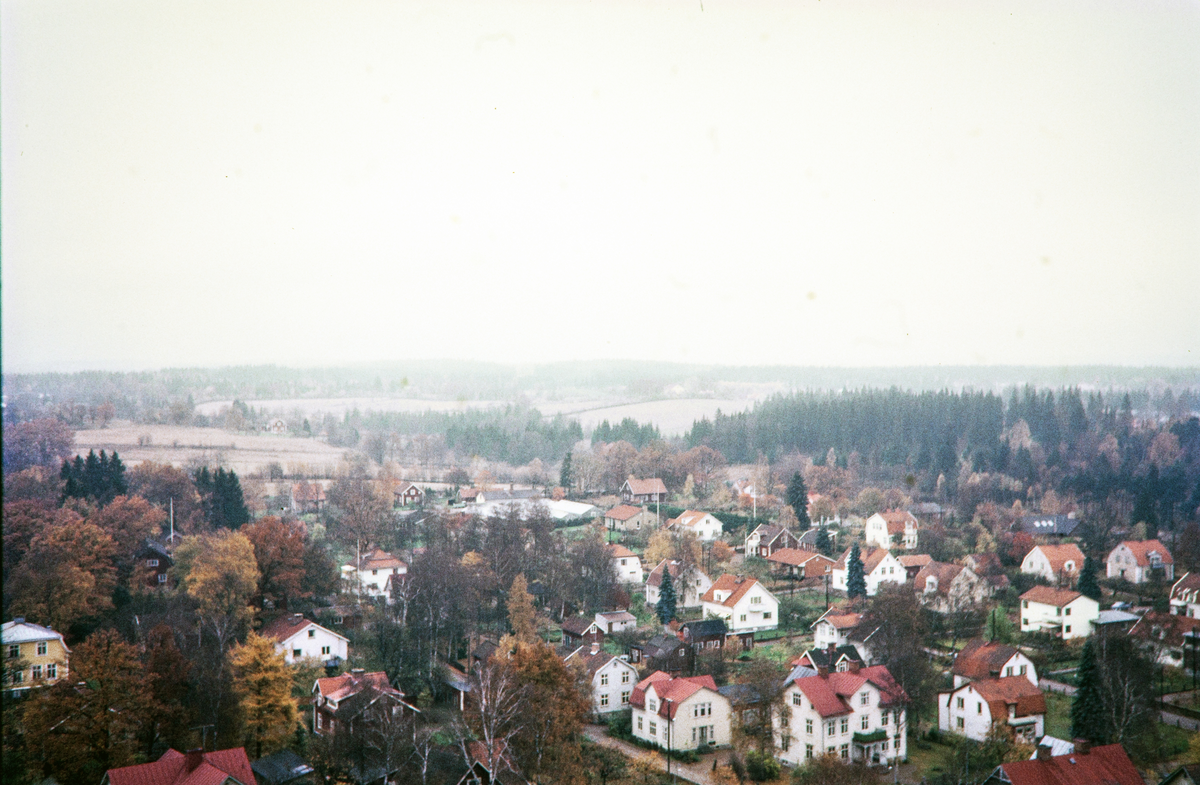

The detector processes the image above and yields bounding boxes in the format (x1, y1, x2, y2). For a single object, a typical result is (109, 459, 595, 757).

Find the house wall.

(937, 685, 1044, 743)
(3, 637, 69, 690)
(1020, 597, 1098, 639)
(645, 572, 712, 608)
(277, 627, 349, 665)
(343, 564, 407, 603)
(813, 620, 848, 649)
(607, 510, 659, 532)
(592, 660, 638, 714)
(612, 556, 644, 584)
(1107, 545, 1175, 584)
(952, 653, 1037, 689)
(703, 589, 780, 634)
(633, 686, 732, 751)
(776, 681, 906, 767)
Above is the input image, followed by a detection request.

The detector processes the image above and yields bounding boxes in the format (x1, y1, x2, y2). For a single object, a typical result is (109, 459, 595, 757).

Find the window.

(882, 739, 889, 751)
(828, 747, 836, 756)
(7, 645, 18, 659)
(740, 615, 748, 622)
(1065, 625, 1072, 634)
(977, 702, 982, 715)
(1005, 666, 1013, 677)
(694, 702, 711, 717)
(46, 664, 56, 679)
(1019, 665, 1027, 675)
(11, 670, 23, 684)
(621, 691, 630, 705)
(956, 697, 964, 709)
(827, 721, 836, 736)
(601, 694, 609, 707)
(840, 744, 849, 759)
(1065, 607, 1072, 616)
(841, 718, 849, 734)
(158, 573, 168, 583)
(621, 559, 627, 565)
(1056, 608, 1062, 616)
(806, 744, 814, 759)
(649, 700, 656, 712)
(1023, 618, 1029, 626)
(860, 692, 869, 706)
(793, 694, 803, 706)
(881, 712, 888, 726)
(649, 721, 657, 735)
(293, 649, 302, 658)
(806, 719, 813, 734)
(37, 642, 47, 656)
(692, 728, 697, 743)
(781, 735, 791, 752)
(1023, 600, 1029, 609)
(601, 674, 609, 686)
(147, 559, 159, 567)
(956, 717, 964, 729)
(637, 716, 643, 731)
(321, 646, 330, 655)
(308, 629, 316, 638)
(622, 671, 630, 684)
(763, 612, 772, 620)
(861, 715, 869, 730)
(751, 595, 761, 604)
(372, 569, 378, 576)
(779, 712, 787, 726)
(31, 665, 42, 680)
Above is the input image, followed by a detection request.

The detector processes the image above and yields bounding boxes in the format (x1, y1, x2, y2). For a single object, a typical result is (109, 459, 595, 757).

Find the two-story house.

(938, 677, 1046, 744)
(604, 504, 659, 533)
(621, 478, 669, 505)
(666, 510, 724, 541)
(565, 642, 640, 716)
(810, 609, 878, 665)
(341, 548, 408, 603)
(1106, 540, 1175, 584)
(1019, 586, 1099, 640)
(950, 639, 1038, 688)
(561, 617, 604, 651)
(631, 671, 732, 751)
(913, 562, 992, 614)
(831, 547, 906, 597)
(393, 482, 423, 507)
(259, 614, 349, 666)
(645, 560, 712, 609)
(312, 670, 418, 737)
(607, 544, 644, 584)
(134, 539, 174, 589)
(745, 524, 802, 559)
(677, 619, 728, 654)
(2, 619, 70, 693)
(1020, 544, 1084, 588)
(629, 634, 692, 675)
(700, 575, 779, 637)
(776, 662, 908, 767)
(863, 511, 918, 551)
(103, 747, 257, 785)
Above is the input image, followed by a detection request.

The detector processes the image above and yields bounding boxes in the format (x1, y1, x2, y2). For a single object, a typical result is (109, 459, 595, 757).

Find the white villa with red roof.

(566, 642, 640, 715)
(700, 575, 779, 635)
(607, 544, 644, 584)
(631, 671, 732, 751)
(645, 560, 712, 609)
(776, 661, 908, 767)
(259, 613, 349, 665)
(831, 546, 905, 596)
(864, 511, 918, 551)
(604, 504, 659, 532)
(1020, 544, 1084, 587)
(1019, 586, 1099, 640)
(1106, 539, 1174, 584)
(341, 548, 407, 603)
(667, 510, 724, 541)
(811, 609, 877, 665)
(950, 639, 1037, 688)
(938, 676, 1046, 744)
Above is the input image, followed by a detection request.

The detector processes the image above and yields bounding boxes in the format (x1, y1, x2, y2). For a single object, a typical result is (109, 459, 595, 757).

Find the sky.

(3, 0, 1198, 373)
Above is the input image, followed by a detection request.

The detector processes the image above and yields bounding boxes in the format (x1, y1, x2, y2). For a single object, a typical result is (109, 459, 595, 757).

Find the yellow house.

(2, 619, 70, 692)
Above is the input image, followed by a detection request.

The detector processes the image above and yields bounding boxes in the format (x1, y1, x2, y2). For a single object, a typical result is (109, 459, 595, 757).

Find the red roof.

(898, 554, 933, 569)
(605, 505, 645, 521)
(646, 674, 719, 720)
(767, 548, 832, 569)
(952, 639, 1022, 681)
(625, 478, 668, 496)
(607, 543, 637, 559)
(969, 676, 1046, 719)
(1030, 544, 1085, 575)
(353, 548, 406, 572)
(1117, 539, 1174, 567)
(998, 743, 1141, 785)
(629, 670, 673, 709)
(700, 574, 764, 608)
(1020, 586, 1084, 608)
(258, 614, 314, 643)
(812, 611, 864, 631)
(878, 510, 917, 535)
(314, 671, 396, 702)
(1172, 572, 1200, 604)
(914, 562, 964, 595)
(106, 748, 256, 785)
(790, 665, 907, 718)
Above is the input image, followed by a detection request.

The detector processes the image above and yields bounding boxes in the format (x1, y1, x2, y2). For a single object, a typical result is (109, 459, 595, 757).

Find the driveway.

(582, 725, 722, 785)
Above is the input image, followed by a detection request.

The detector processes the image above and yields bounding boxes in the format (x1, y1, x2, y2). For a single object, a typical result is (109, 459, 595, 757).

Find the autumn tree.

(507, 574, 538, 644)
(243, 516, 307, 609)
(174, 530, 260, 654)
(791, 754, 881, 785)
(5, 516, 118, 633)
(126, 462, 205, 530)
(861, 582, 937, 736)
(459, 660, 528, 781)
(24, 630, 154, 785)
(2, 418, 75, 474)
(326, 475, 392, 555)
(89, 495, 166, 580)
(140, 625, 194, 756)
(229, 632, 300, 759)
(734, 658, 789, 755)
(504, 641, 589, 785)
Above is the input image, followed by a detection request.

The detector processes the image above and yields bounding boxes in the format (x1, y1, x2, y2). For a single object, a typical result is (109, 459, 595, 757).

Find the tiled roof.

(625, 478, 668, 496)
(597, 610, 636, 624)
(965, 552, 1003, 575)
(1128, 610, 1200, 648)
(812, 611, 864, 631)
(1030, 544, 1085, 575)
(1020, 586, 1084, 608)
(646, 559, 707, 589)
(700, 574, 763, 608)
(998, 743, 1141, 785)
(679, 618, 727, 639)
(351, 548, 406, 572)
(607, 543, 637, 559)
(629, 670, 672, 708)
(952, 639, 1021, 681)
(1116, 539, 1174, 567)
(914, 562, 965, 595)
(561, 617, 601, 636)
(834, 546, 891, 574)
(669, 510, 716, 530)
(564, 647, 626, 680)
(970, 676, 1046, 719)
(1172, 572, 1200, 604)
(749, 524, 785, 543)
(105, 748, 256, 785)
(648, 675, 719, 719)
(314, 671, 396, 703)
(259, 614, 313, 643)
(798, 645, 863, 670)
(858, 665, 908, 707)
(898, 554, 933, 568)
(605, 505, 644, 521)
(767, 549, 831, 569)
(791, 673, 855, 717)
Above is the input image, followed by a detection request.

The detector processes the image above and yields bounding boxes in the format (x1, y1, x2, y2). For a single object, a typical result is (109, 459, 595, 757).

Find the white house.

(260, 614, 349, 665)
(565, 643, 641, 715)
(831, 547, 906, 596)
(863, 511, 918, 551)
(667, 510, 724, 541)
(700, 575, 779, 634)
(811, 609, 878, 665)
(1019, 586, 1099, 640)
(341, 548, 407, 603)
(645, 560, 712, 609)
(607, 544, 644, 584)
(604, 505, 659, 533)
(1106, 540, 1175, 584)
(1170, 572, 1200, 617)
(938, 677, 1046, 744)
(1020, 544, 1084, 587)
(913, 562, 992, 614)
(775, 662, 908, 767)
(631, 671, 732, 751)
(950, 639, 1038, 688)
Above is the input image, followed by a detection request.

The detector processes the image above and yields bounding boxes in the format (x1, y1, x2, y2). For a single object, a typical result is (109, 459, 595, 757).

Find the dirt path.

(581, 725, 722, 785)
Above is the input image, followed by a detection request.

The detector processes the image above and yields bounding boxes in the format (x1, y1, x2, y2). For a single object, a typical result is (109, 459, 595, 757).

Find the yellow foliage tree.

(175, 530, 260, 653)
(507, 574, 537, 644)
(229, 632, 300, 759)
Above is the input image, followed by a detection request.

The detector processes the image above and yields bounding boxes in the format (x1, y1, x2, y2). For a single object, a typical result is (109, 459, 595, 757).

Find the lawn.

(1044, 692, 1073, 739)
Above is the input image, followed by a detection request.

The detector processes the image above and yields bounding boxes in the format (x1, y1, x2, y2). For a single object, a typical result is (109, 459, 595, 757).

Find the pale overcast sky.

(3, 0, 1198, 373)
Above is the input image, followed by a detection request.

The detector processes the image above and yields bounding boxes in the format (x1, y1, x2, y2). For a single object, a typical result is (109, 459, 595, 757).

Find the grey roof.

(803, 645, 864, 669)
(679, 618, 727, 638)
(784, 663, 818, 686)
(718, 683, 762, 705)
(1019, 514, 1081, 536)
(1095, 609, 1140, 625)
(251, 750, 314, 785)
(1030, 736, 1075, 758)
(138, 538, 173, 561)
(640, 633, 685, 657)
(1, 620, 65, 645)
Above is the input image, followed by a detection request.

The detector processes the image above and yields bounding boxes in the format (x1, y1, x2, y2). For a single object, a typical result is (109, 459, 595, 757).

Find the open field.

(561, 398, 751, 437)
(72, 423, 349, 476)
(194, 396, 508, 417)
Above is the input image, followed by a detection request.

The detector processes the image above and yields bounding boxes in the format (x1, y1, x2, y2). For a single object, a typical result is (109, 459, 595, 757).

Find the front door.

(698, 726, 708, 746)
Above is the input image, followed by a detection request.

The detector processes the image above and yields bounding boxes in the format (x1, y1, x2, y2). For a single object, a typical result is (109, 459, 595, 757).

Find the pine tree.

(1078, 556, 1101, 601)
(786, 472, 812, 530)
(1071, 638, 1107, 743)
(559, 451, 574, 492)
(846, 542, 867, 599)
(229, 632, 300, 759)
(815, 524, 832, 557)
(108, 451, 128, 499)
(656, 566, 677, 625)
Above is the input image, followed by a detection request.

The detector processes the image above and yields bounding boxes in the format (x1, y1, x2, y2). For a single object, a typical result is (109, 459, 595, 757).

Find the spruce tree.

(560, 451, 574, 492)
(815, 524, 832, 556)
(1078, 555, 1101, 601)
(656, 566, 677, 625)
(846, 542, 867, 599)
(1071, 638, 1107, 743)
(107, 451, 128, 499)
(786, 472, 812, 530)
(83, 449, 104, 501)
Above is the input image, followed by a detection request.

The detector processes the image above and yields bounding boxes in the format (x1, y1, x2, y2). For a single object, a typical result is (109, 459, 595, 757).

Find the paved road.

(1041, 679, 1200, 730)
(581, 725, 719, 785)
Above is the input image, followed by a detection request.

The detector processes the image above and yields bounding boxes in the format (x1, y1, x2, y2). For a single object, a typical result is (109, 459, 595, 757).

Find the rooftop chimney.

(848, 660, 861, 673)
(186, 749, 204, 772)
(1035, 745, 1052, 761)
(817, 666, 829, 678)
(590, 641, 600, 655)
(1072, 738, 1090, 755)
